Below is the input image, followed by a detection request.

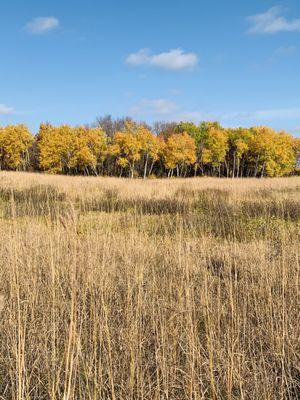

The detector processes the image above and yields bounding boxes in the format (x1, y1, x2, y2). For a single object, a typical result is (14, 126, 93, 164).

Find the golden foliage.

(0, 121, 298, 177)
(202, 127, 228, 167)
(0, 124, 33, 170)
(163, 132, 196, 175)
(37, 124, 106, 174)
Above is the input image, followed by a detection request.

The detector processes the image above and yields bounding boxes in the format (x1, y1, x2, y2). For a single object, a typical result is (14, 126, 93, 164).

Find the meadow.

(0, 172, 299, 399)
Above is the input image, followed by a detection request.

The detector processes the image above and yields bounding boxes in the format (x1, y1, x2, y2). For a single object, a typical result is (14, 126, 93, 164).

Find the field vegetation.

(0, 172, 299, 399)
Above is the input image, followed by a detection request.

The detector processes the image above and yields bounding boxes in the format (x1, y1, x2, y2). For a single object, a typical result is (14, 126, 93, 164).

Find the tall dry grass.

(0, 172, 299, 399)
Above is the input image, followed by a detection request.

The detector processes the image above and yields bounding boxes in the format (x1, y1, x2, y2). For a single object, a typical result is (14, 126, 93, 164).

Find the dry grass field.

(0, 172, 299, 399)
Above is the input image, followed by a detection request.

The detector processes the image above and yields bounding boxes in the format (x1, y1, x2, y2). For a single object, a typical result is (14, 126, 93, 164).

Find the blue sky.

(1, 0, 300, 135)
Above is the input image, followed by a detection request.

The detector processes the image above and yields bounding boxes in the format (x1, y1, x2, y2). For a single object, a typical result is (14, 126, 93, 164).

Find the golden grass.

(0, 172, 299, 399)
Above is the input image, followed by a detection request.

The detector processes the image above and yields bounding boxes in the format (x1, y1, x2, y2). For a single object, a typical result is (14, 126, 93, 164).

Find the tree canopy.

(0, 119, 299, 177)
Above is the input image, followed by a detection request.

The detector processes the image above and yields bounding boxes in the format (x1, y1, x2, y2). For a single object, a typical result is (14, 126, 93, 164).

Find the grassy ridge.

(0, 172, 299, 399)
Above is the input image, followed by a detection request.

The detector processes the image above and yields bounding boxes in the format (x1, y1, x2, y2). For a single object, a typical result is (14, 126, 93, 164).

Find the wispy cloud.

(130, 99, 179, 116)
(179, 108, 300, 123)
(126, 48, 198, 71)
(26, 17, 59, 34)
(225, 107, 300, 120)
(176, 111, 216, 123)
(130, 99, 209, 122)
(272, 45, 297, 57)
(0, 104, 15, 115)
(267, 45, 297, 63)
(247, 6, 300, 34)
(129, 97, 300, 125)
(292, 125, 300, 135)
(169, 89, 182, 96)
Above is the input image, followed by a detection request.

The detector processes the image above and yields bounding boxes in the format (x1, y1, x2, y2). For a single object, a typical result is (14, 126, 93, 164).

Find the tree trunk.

(92, 165, 98, 176)
(149, 160, 155, 177)
(143, 154, 149, 179)
(254, 156, 260, 177)
(261, 163, 266, 178)
(129, 161, 135, 179)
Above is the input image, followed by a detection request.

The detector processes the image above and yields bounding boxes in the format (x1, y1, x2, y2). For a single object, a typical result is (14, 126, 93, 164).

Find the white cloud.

(0, 104, 15, 115)
(130, 99, 179, 116)
(126, 49, 150, 66)
(151, 49, 198, 71)
(247, 6, 300, 34)
(126, 48, 198, 71)
(26, 17, 59, 34)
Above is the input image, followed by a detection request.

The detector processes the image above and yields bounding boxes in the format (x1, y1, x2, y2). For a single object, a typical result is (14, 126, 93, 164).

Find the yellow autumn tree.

(247, 127, 295, 177)
(227, 128, 253, 177)
(38, 124, 107, 175)
(0, 120, 298, 177)
(137, 126, 161, 178)
(37, 124, 75, 173)
(248, 127, 274, 176)
(109, 121, 143, 178)
(293, 138, 300, 174)
(0, 124, 33, 170)
(69, 127, 107, 175)
(163, 132, 196, 177)
(202, 126, 228, 176)
(268, 131, 295, 176)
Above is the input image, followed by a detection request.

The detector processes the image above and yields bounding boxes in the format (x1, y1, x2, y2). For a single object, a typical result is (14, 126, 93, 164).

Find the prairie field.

(0, 171, 299, 400)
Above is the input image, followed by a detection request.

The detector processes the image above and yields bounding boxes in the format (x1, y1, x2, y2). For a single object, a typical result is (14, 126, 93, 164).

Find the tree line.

(0, 116, 299, 177)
